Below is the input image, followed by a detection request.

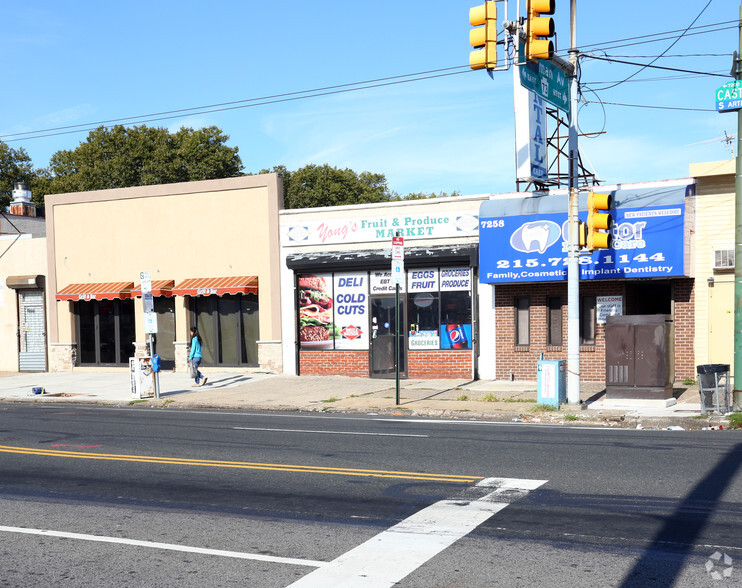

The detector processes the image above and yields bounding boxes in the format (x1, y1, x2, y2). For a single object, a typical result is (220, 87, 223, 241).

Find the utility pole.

(734, 1, 742, 406)
(566, 0, 580, 405)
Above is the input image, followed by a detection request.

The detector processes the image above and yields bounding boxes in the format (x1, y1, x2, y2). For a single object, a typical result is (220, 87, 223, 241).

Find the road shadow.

(619, 442, 742, 587)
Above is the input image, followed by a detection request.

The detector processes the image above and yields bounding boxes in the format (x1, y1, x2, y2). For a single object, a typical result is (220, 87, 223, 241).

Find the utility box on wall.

(605, 315, 674, 400)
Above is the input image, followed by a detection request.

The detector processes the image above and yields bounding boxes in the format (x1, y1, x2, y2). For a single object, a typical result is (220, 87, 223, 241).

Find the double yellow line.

(0, 444, 482, 483)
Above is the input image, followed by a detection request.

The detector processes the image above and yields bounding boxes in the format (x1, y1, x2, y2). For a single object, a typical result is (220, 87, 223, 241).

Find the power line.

(582, 54, 728, 78)
(1, 66, 471, 142)
(575, 20, 736, 53)
(588, 0, 715, 92)
(4, 20, 734, 145)
(584, 101, 714, 112)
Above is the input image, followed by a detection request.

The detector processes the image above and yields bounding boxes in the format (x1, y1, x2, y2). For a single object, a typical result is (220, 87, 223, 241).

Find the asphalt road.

(0, 404, 739, 587)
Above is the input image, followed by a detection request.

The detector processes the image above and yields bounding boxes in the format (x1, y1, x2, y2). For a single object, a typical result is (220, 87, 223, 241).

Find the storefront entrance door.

(370, 296, 406, 378)
(19, 290, 46, 371)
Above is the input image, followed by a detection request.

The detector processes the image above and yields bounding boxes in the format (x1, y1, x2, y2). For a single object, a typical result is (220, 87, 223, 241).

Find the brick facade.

(299, 349, 473, 379)
(409, 350, 472, 379)
(300, 351, 369, 377)
(493, 278, 695, 383)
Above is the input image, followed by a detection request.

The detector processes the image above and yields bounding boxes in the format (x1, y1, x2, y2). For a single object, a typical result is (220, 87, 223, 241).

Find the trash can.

(696, 364, 730, 415)
(537, 359, 566, 408)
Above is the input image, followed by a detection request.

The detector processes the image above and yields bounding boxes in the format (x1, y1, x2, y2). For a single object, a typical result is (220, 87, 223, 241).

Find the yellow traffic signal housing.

(469, 1, 497, 70)
(586, 192, 613, 250)
(526, 0, 555, 61)
(577, 220, 587, 249)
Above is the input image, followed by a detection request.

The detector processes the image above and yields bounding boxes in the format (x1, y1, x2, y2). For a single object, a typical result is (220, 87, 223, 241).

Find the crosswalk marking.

(0, 525, 326, 568)
(288, 476, 547, 587)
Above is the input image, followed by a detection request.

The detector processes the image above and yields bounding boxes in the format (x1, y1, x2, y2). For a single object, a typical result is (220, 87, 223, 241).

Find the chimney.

(9, 181, 36, 217)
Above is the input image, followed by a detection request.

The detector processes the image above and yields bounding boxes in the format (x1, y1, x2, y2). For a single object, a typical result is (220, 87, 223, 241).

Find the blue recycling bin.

(537, 359, 566, 407)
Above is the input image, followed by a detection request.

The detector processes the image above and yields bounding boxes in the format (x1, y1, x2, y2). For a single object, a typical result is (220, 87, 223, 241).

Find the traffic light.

(525, 0, 555, 61)
(469, 1, 497, 70)
(577, 220, 587, 249)
(586, 192, 613, 250)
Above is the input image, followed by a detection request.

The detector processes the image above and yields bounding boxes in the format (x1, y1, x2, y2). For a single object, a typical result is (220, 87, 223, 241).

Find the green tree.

(260, 163, 392, 209)
(393, 190, 461, 200)
(0, 142, 35, 209)
(36, 124, 243, 199)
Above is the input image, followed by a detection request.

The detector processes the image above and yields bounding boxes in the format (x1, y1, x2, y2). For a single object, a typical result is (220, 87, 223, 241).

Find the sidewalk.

(0, 370, 731, 430)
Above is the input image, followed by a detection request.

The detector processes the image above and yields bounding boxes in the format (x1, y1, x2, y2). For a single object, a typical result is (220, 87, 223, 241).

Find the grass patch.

(682, 377, 697, 386)
(727, 413, 742, 429)
(349, 391, 375, 398)
(128, 399, 149, 405)
(533, 403, 557, 412)
(475, 394, 536, 403)
(457, 394, 470, 401)
(564, 413, 579, 421)
(321, 396, 339, 403)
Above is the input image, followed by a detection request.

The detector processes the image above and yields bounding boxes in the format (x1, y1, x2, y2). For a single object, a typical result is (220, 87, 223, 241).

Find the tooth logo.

(511, 221, 561, 254)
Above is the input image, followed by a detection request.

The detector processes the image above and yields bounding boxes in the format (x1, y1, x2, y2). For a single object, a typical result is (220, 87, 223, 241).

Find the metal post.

(734, 1, 742, 407)
(149, 333, 160, 399)
(566, 0, 580, 405)
(395, 283, 400, 405)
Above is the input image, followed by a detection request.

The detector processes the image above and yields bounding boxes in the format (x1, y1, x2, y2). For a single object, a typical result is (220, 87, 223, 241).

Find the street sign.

(392, 236, 404, 260)
(144, 311, 158, 334)
(143, 292, 154, 313)
(518, 43, 569, 112)
(392, 259, 404, 285)
(716, 80, 742, 112)
(140, 271, 152, 294)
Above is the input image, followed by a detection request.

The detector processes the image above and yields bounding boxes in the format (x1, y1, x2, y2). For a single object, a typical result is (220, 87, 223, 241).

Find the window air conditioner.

(713, 249, 735, 270)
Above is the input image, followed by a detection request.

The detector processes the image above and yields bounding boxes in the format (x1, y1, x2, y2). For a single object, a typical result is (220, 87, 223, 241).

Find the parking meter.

(152, 354, 161, 373)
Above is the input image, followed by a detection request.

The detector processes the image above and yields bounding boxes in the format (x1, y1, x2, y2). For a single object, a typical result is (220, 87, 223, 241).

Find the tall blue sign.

(479, 200, 686, 284)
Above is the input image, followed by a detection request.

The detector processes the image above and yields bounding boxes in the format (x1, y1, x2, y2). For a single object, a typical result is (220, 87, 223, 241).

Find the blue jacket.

(189, 337, 202, 360)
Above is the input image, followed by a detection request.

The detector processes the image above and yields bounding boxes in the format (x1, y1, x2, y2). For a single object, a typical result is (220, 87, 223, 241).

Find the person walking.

(189, 326, 207, 387)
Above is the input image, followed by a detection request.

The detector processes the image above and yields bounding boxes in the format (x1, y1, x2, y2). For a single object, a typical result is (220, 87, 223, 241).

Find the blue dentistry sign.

(478, 182, 693, 284)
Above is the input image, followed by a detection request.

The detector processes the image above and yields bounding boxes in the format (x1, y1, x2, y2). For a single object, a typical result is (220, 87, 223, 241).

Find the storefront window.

(515, 297, 530, 346)
(240, 295, 260, 364)
(76, 299, 135, 366)
(191, 294, 259, 366)
(547, 296, 562, 346)
(297, 268, 472, 352)
(580, 295, 596, 345)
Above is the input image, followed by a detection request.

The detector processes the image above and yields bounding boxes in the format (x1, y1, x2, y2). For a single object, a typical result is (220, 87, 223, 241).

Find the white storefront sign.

(597, 295, 623, 324)
(284, 211, 479, 246)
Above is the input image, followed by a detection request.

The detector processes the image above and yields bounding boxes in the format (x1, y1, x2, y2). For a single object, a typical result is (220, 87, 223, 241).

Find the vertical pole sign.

(392, 234, 404, 404)
(140, 271, 160, 399)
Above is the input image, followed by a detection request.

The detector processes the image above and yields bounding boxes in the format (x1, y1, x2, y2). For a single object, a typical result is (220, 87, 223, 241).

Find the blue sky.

(0, 1, 737, 197)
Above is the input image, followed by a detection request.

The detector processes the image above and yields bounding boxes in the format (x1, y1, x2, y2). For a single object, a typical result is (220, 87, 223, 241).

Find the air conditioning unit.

(713, 249, 735, 270)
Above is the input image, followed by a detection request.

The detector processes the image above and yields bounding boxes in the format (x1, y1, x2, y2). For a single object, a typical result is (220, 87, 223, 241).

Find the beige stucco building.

(45, 174, 284, 373)
(691, 160, 735, 375)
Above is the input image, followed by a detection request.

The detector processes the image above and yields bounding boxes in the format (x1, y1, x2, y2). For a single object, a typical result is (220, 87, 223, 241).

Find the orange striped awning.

(172, 276, 259, 297)
(56, 281, 135, 302)
(130, 279, 175, 297)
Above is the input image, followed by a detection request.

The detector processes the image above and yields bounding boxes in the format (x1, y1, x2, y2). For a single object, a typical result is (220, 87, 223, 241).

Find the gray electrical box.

(605, 314, 674, 401)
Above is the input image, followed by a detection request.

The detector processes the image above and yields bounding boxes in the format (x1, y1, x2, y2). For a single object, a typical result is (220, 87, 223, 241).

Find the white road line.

(0, 525, 325, 568)
(232, 426, 428, 437)
(288, 476, 547, 587)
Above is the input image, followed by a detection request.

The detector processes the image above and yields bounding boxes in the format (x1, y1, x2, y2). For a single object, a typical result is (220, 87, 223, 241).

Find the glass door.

(370, 296, 406, 378)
